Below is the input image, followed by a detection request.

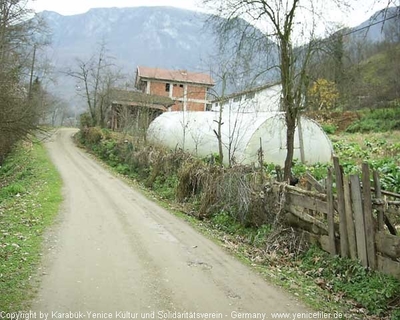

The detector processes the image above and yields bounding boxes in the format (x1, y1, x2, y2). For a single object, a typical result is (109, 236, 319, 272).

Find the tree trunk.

(284, 114, 296, 181)
(216, 74, 226, 166)
(217, 102, 224, 165)
(280, 36, 297, 182)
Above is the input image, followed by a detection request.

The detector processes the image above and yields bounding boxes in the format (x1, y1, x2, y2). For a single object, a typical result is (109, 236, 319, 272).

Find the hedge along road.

(32, 128, 313, 320)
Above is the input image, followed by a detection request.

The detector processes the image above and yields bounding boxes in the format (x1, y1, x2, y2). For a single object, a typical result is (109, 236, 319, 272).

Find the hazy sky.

(28, 0, 202, 15)
(28, 0, 391, 28)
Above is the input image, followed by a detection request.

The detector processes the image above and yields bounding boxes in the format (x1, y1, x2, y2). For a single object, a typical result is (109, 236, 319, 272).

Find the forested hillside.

(307, 8, 399, 111)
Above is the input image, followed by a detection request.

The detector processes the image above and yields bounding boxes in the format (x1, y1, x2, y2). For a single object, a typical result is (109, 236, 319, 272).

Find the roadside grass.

(180, 211, 400, 319)
(0, 140, 62, 312)
(77, 129, 400, 319)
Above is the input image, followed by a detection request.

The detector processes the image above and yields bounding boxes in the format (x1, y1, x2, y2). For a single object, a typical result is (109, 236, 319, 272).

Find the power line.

(342, 11, 399, 37)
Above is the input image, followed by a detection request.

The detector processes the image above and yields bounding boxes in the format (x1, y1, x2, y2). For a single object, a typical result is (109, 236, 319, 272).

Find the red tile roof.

(137, 66, 214, 86)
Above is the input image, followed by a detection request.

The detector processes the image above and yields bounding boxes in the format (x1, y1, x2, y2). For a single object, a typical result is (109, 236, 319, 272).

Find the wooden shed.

(109, 89, 174, 131)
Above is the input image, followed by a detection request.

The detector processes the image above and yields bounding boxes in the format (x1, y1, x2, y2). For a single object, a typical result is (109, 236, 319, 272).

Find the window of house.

(180, 84, 184, 88)
(139, 80, 147, 92)
(206, 104, 212, 111)
(233, 96, 241, 102)
(165, 83, 170, 92)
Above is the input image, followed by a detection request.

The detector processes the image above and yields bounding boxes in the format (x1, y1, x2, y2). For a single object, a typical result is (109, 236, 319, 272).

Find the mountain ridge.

(42, 6, 213, 70)
(37, 5, 398, 107)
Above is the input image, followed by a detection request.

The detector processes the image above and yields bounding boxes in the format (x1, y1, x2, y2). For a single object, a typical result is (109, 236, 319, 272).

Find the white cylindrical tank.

(147, 111, 333, 166)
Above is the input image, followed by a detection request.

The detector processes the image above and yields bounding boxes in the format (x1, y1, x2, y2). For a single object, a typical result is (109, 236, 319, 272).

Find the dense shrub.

(78, 129, 272, 226)
(87, 127, 103, 144)
(79, 112, 93, 128)
(346, 107, 400, 133)
(321, 123, 337, 134)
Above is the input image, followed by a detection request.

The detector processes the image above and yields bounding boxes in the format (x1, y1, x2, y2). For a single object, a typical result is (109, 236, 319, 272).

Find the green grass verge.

(0, 140, 62, 311)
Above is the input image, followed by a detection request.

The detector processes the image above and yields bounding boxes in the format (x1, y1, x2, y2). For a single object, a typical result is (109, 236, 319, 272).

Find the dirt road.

(32, 128, 313, 319)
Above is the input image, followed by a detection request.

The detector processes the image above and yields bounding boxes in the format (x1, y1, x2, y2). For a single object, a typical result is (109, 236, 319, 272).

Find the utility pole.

(28, 44, 37, 100)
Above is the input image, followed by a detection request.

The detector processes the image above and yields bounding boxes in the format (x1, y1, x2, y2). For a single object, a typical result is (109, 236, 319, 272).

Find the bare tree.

(206, 18, 271, 166)
(66, 42, 122, 127)
(0, 0, 49, 162)
(209, 71, 227, 165)
(44, 94, 70, 126)
(204, 0, 348, 180)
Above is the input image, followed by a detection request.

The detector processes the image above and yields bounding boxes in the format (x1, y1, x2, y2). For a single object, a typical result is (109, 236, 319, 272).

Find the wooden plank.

(286, 192, 328, 214)
(274, 182, 328, 200)
(343, 176, 357, 260)
(327, 168, 336, 256)
(373, 171, 384, 231)
(301, 230, 320, 246)
(386, 201, 400, 205)
(333, 157, 349, 257)
(302, 232, 339, 255)
(384, 212, 398, 236)
(377, 255, 400, 279)
(304, 172, 325, 193)
(362, 163, 376, 269)
(370, 201, 400, 229)
(320, 235, 337, 254)
(350, 174, 368, 267)
(371, 204, 399, 235)
(370, 187, 400, 199)
(285, 205, 328, 234)
(375, 231, 400, 259)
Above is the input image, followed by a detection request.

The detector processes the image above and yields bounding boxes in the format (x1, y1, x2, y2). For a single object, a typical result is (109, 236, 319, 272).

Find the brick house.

(135, 66, 214, 112)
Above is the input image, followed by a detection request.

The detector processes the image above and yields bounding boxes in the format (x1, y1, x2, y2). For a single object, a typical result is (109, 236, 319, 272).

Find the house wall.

(169, 101, 205, 112)
(211, 84, 282, 113)
(185, 85, 207, 100)
(148, 81, 170, 97)
(172, 84, 185, 98)
(139, 78, 210, 112)
(170, 101, 183, 112)
(187, 102, 206, 111)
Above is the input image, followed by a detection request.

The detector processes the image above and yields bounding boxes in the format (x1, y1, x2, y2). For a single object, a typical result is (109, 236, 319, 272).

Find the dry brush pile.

(79, 127, 310, 258)
(79, 127, 282, 227)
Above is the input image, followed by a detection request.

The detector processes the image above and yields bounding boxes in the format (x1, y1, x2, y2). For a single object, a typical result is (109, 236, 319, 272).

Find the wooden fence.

(275, 156, 400, 279)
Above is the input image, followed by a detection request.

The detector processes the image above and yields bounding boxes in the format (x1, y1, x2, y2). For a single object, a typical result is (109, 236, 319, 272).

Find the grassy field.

(0, 140, 62, 311)
(280, 130, 400, 195)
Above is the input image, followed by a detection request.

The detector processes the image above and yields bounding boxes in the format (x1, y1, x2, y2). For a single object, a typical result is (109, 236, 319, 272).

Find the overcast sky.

(28, 0, 391, 28)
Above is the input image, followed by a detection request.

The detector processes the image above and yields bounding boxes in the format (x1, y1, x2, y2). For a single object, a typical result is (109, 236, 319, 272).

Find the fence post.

(343, 176, 357, 260)
(333, 156, 349, 258)
(373, 170, 384, 231)
(327, 168, 336, 256)
(350, 174, 368, 267)
(258, 137, 264, 185)
(275, 165, 283, 182)
(362, 163, 376, 269)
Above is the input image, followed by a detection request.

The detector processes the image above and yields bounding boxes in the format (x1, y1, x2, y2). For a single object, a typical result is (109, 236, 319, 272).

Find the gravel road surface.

(32, 128, 314, 320)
